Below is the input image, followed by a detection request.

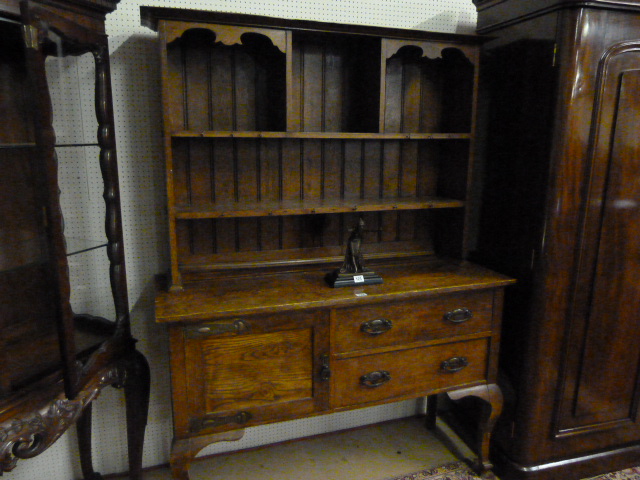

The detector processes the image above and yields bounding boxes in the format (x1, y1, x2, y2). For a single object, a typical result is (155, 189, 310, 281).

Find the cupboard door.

(172, 310, 329, 436)
(557, 43, 640, 435)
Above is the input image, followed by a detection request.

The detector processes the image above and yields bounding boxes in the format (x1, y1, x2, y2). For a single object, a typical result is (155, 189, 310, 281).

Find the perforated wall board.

(9, 1, 477, 478)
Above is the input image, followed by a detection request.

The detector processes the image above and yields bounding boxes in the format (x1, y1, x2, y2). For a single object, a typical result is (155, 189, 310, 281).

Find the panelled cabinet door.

(556, 42, 640, 436)
(172, 310, 330, 437)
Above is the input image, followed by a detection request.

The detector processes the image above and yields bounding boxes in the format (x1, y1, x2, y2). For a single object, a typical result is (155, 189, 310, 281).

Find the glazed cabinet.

(0, 1, 149, 478)
(141, 7, 514, 480)
(472, 1, 640, 479)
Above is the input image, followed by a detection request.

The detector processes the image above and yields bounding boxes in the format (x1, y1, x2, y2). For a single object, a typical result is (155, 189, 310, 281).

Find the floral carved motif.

(0, 365, 123, 473)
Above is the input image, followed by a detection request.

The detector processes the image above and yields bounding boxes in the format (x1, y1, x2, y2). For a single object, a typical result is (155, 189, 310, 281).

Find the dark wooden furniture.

(0, 1, 149, 478)
(141, 7, 514, 480)
(471, 1, 640, 479)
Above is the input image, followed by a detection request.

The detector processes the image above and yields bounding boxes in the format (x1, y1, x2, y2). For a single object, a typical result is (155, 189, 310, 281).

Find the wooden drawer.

(333, 291, 493, 354)
(332, 338, 488, 408)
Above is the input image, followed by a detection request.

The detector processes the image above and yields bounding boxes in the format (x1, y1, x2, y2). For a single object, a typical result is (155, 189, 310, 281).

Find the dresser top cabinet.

(140, 7, 493, 290)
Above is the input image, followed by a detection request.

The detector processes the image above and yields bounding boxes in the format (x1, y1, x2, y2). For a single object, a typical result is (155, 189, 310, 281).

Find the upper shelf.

(158, 20, 477, 136)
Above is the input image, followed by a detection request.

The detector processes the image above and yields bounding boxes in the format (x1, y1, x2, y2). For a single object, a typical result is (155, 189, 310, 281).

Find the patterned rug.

(585, 467, 640, 480)
(386, 463, 640, 480)
(386, 462, 497, 480)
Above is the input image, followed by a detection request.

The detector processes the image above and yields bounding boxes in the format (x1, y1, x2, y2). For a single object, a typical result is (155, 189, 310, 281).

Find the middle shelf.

(174, 196, 464, 219)
(172, 131, 472, 140)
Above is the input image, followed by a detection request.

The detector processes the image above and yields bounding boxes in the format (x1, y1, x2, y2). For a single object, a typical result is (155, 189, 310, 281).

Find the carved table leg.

(76, 403, 103, 479)
(446, 383, 503, 473)
(170, 430, 245, 480)
(123, 349, 150, 480)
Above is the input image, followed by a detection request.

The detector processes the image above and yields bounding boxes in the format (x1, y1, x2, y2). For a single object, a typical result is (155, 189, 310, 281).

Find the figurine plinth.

(325, 269, 383, 288)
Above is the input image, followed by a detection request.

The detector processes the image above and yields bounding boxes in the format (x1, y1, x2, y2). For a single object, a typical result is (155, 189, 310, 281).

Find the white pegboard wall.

(10, 2, 478, 479)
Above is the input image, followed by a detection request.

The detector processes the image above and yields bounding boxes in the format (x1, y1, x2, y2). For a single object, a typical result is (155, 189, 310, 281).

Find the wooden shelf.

(171, 131, 472, 140)
(174, 196, 465, 219)
(180, 241, 435, 273)
(0, 143, 37, 149)
(65, 237, 107, 256)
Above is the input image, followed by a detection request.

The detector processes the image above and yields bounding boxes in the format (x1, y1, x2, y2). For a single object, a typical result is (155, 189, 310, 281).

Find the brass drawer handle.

(360, 370, 391, 388)
(194, 319, 250, 336)
(444, 308, 473, 324)
(440, 356, 469, 373)
(360, 318, 393, 335)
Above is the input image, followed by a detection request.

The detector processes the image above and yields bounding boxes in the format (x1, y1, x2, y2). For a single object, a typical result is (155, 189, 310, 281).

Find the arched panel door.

(556, 42, 640, 436)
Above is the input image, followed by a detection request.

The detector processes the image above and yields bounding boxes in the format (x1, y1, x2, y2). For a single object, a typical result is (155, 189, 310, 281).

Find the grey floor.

(117, 416, 474, 480)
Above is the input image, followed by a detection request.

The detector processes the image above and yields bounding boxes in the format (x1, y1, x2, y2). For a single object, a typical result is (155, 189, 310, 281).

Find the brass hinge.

(22, 24, 39, 50)
(319, 354, 331, 381)
(552, 43, 558, 67)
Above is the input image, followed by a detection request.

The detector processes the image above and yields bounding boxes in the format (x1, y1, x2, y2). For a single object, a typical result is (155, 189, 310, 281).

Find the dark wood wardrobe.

(471, 1, 640, 479)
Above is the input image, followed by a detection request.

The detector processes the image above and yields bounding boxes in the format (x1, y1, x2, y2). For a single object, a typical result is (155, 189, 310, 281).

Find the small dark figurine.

(326, 217, 383, 288)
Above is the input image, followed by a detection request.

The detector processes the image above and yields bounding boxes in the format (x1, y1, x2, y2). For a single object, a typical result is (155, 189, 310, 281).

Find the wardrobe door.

(556, 43, 640, 436)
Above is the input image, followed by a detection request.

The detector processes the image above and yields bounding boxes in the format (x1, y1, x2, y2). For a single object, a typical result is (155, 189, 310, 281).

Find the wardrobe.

(472, 1, 640, 479)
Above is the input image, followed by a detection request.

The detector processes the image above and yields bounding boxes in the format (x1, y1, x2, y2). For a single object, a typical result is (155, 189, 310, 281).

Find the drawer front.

(332, 338, 488, 408)
(333, 291, 493, 354)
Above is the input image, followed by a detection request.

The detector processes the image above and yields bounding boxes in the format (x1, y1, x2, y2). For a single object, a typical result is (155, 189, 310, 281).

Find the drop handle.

(194, 319, 250, 336)
(440, 356, 469, 373)
(360, 318, 393, 335)
(444, 308, 473, 324)
(200, 411, 252, 429)
(360, 370, 391, 388)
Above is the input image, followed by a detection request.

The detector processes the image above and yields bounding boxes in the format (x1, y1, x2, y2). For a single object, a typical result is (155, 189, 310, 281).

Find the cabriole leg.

(170, 430, 245, 480)
(76, 403, 103, 480)
(123, 349, 151, 480)
(447, 383, 504, 472)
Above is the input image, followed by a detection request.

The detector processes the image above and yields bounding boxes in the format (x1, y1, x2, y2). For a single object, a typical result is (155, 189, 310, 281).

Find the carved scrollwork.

(1, 398, 82, 472)
(0, 364, 125, 474)
(165, 23, 288, 53)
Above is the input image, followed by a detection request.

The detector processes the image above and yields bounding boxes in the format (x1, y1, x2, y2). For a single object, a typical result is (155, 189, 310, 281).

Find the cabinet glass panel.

(46, 49, 115, 329)
(0, 19, 60, 396)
